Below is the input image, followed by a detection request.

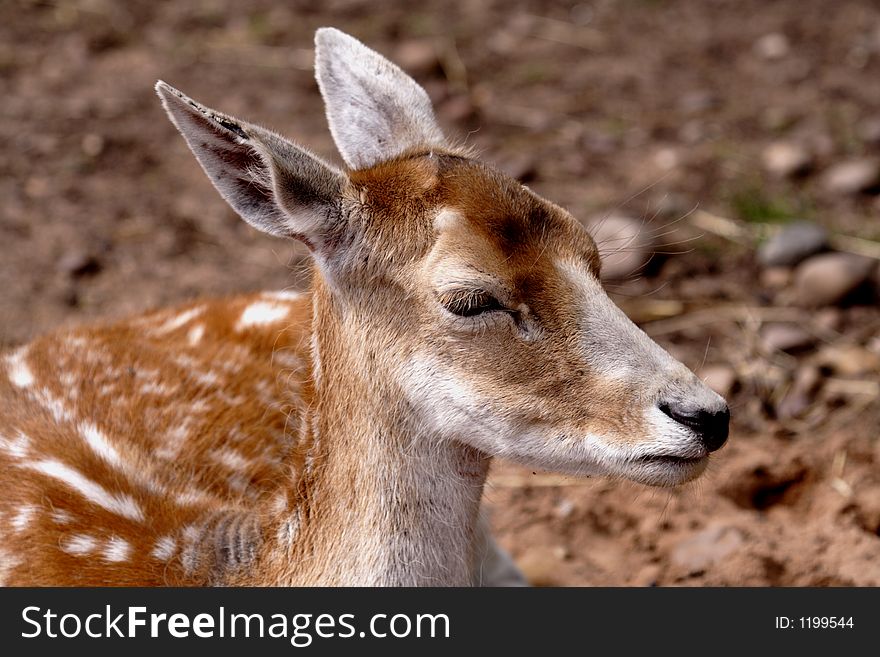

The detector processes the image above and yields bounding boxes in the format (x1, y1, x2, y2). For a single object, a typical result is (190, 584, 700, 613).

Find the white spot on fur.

(12, 505, 36, 532)
(25, 459, 144, 522)
(276, 512, 301, 549)
(213, 448, 251, 471)
(271, 493, 288, 514)
(6, 347, 34, 388)
(0, 546, 22, 585)
(194, 370, 220, 386)
(152, 306, 205, 335)
(51, 509, 73, 524)
(32, 387, 73, 423)
(102, 536, 131, 562)
(62, 534, 98, 556)
(0, 431, 30, 459)
(262, 290, 302, 301)
(140, 382, 175, 395)
(187, 324, 205, 346)
(236, 301, 290, 331)
(151, 535, 177, 561)
(80, 422, 123, 468)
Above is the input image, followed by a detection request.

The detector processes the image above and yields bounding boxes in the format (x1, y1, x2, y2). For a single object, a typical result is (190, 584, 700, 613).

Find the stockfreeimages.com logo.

(22, 606, 450, 646)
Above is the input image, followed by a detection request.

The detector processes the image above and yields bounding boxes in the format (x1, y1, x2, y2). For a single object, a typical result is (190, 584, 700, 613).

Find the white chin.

(615, 454, 709, 487)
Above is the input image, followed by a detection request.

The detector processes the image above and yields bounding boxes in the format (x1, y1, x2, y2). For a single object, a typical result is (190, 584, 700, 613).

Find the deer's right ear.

(156, 81, 345, 251)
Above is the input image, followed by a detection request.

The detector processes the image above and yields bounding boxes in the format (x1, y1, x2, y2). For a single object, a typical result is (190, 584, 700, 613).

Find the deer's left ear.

(314, 27, 449, 170)
(156, 81, 345, 253)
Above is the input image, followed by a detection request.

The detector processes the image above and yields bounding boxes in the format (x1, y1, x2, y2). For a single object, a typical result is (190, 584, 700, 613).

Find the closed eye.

(438, 288, 508, 317)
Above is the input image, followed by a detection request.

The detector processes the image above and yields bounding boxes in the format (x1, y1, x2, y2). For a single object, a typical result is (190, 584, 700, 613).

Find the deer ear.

(314, 27, 449, 170)
(156, 81, 345, 251)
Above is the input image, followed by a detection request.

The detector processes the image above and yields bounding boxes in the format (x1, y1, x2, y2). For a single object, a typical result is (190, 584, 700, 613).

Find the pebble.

(699, 364, 737, 398)
(762, 142, 812, 178)
(671, 525, 745, 575)
(761, 323, 815, 353)
(794, 253, 876, 306)
(758, 221, 827, 267)
(57, 249, 102, 278)
(821, 158, 880, 195)
(554, 498, 576, 519)
(588, 214, 656, 281)
(754, 32, 791, 60)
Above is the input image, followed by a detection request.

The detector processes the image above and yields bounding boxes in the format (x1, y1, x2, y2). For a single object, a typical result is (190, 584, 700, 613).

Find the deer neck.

(271, 280, 490, 586)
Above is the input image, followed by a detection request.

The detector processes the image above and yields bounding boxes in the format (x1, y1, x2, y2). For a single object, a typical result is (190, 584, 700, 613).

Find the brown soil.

(2, 0, 879, 585)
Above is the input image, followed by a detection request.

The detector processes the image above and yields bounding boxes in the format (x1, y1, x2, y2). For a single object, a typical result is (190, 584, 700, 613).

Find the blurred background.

(2, 0, 879, 585)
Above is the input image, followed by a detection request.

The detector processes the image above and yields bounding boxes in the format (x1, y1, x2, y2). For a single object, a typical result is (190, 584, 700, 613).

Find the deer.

(0, 28, 729, 586)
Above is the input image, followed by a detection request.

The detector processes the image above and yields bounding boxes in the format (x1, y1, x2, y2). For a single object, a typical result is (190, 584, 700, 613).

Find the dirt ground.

(2, 0, 879, 585)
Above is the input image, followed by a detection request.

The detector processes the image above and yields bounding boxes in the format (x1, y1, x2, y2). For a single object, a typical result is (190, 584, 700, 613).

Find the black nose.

(659, 402, 730, 452)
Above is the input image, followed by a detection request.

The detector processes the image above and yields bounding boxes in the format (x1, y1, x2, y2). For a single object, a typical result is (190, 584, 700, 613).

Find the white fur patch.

(6, 348, 34, 388)
(153, 306, 205, 335)
(151, 535, 177, 561)
(62, 534, 98, 556)
(12, 505, 36, 532)
(80, 422, 123, 469)
(0, 431, 30, 460)
(102, 536, 131, 562)
(213, 447, 250, 471)
(26, 459, 144, 522)
(51, 509, 73, 524)
(262, 290, 302, 301)
(187, 324, 205, 346)
(236, 301, 290, 330)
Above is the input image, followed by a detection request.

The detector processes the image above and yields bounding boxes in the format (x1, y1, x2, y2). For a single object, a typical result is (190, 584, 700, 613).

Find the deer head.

(156, 27, 728, 489)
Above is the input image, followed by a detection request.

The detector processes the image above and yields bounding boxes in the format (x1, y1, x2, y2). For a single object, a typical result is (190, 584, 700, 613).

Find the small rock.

(794, 253, 876, 306)
(554, 498, 576, 519)
(821, 158, 880, 195)
(671, 525, 745, 575)
(761, 323, 815, 353)
(760, 266, 793, 289)
(754, 32, 790, 60)
(81, 133, 105, 158)
(699, 364, 737, 398)
(758, 221, 827, 267)
(589, 214, 656, 281)
(552, 545, 572, 561)
(815, 344, 880, 376)
(762, 141, 812, 178)
(57, 249, 102, 278)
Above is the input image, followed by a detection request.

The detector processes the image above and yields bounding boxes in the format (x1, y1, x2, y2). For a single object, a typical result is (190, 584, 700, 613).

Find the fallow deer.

(0, 28, 728, 586)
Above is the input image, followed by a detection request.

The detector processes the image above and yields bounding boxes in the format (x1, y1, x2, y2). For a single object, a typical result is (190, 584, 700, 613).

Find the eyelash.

(438, 288, 508, 318)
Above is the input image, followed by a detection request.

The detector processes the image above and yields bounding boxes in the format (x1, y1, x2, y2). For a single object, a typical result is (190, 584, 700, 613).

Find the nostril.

(659, 402, 730, 452)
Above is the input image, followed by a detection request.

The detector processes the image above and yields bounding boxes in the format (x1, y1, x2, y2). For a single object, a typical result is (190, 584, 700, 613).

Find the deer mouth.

(615, 450, 710, 487)
(635, 452, 708, 467)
